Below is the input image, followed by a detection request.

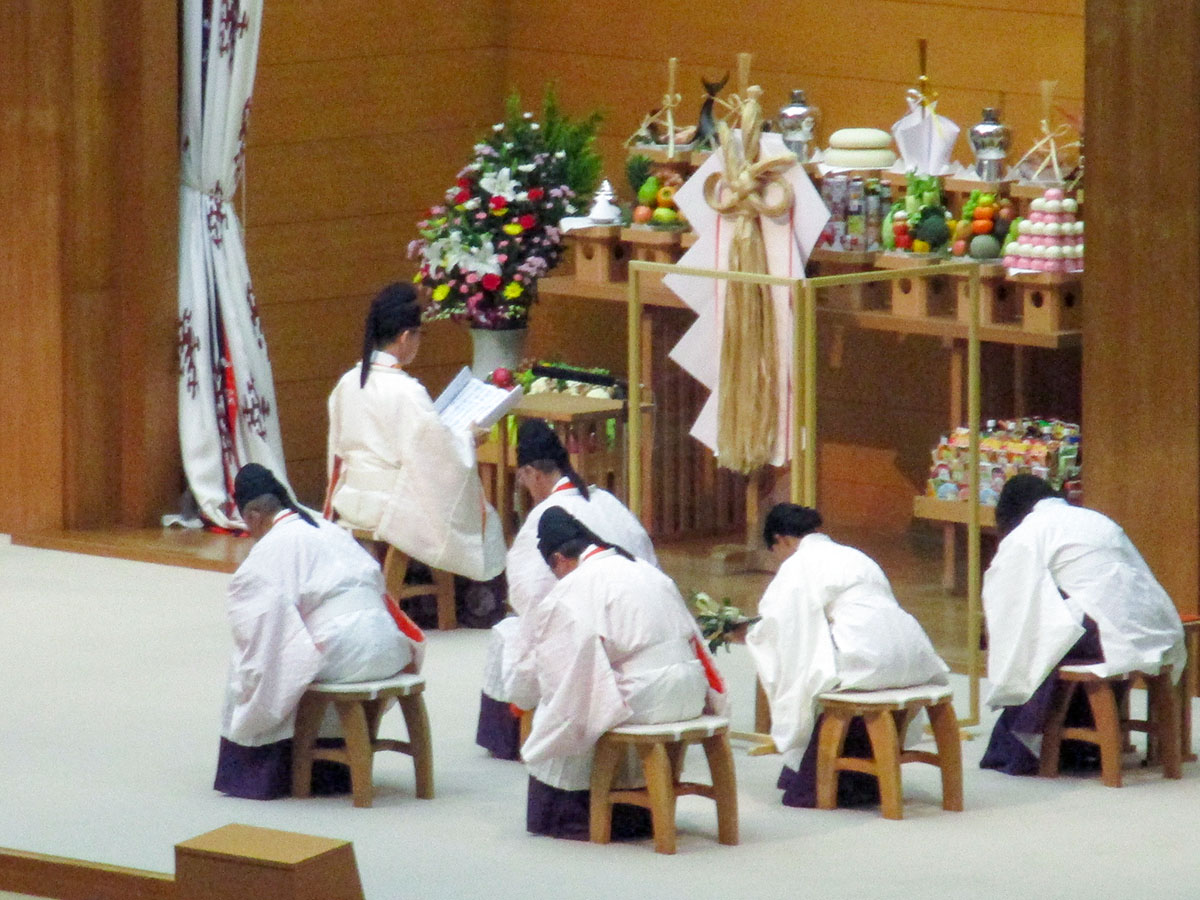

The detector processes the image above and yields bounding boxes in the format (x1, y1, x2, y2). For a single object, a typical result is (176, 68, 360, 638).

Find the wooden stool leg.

(701, 734, 739, 846)
(926, 699, 964, 812)
(433, 570, 457, 631)
(399, 695, 435, 799)
(334, 701, 375, 808)
(290, 695, 327, 799)
(588, 738, 623, 845)
(382, 548, 409, 600)
(1083, 681, 1123, 788)
(1150, 675, 1183, 779)
(1038, 680, 1075, 778)
(863, 711, 903, 820)
(815, 711, 852, 811)
(636, 742, 677, 854)
(665, 741, 687, 784)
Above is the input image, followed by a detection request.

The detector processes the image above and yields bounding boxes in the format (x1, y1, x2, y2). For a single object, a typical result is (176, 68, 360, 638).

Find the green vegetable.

(914, 210, 950, 248)
(626, 155, 653, 200)
(691, 591, 759, 653)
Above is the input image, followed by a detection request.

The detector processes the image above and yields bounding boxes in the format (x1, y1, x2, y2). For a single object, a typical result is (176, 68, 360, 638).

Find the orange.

(656, 185, 677, 209)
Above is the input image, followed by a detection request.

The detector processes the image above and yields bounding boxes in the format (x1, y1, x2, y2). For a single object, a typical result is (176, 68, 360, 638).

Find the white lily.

(479, 167, 519, 202)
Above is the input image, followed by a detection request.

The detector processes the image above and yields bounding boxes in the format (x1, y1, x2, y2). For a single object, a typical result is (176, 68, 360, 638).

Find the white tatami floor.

(3, 535, 1199, 900)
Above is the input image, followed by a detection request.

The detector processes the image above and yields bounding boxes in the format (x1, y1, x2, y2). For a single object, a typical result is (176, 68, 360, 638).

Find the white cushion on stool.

(607, 715, 729, 741)
(307, 673, 425, 700)
(818, 682, 952, 706)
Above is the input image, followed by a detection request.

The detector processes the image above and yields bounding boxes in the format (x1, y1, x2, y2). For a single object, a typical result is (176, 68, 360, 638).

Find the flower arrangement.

(409, 89, 603, 330)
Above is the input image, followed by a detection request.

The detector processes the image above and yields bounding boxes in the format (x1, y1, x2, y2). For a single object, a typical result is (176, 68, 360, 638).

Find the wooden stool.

(1180, 616, 1200, 762)
(815, 683, 963, 820)
(351, 530, 456, 630)
(589, 715, 737, 855)
(1040, 664, 1181, 787)
(292, 673, 434, 808)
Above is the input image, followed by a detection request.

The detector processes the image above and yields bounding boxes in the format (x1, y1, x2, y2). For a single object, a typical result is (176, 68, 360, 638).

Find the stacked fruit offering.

(626, 156, 688, 228)
(950, 191, 1016, 260)
(1002, 188, 1083, 273)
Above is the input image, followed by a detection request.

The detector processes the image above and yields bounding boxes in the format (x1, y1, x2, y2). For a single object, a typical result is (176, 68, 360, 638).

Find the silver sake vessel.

(777, 89, 820, 163)
(968, 107, 1011, 181)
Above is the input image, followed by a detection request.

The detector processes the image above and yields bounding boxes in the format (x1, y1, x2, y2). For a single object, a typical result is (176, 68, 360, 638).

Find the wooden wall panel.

(1083, 0, 1200, 611)
(0, 2, 69, 534)
(111, 1, 181, 526)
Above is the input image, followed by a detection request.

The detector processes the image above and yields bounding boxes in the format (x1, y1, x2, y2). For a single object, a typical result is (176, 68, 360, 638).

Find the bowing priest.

(215, 464, 424, 800)
(741, 503, 948, 808)
(477, 419, 656, 759)
(980, 475, 1185, 774)
(519, 508, 727, 840)
(325, 282, 506, 584)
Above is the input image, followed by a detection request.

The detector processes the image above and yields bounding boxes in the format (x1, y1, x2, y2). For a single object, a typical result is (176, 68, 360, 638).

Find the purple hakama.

(476, 692, 522, 760)
(778, 714, 881, 808)
(213, 737, 351, 800)
(980, 615, 1105, 775)
(526, 776, 652, 841)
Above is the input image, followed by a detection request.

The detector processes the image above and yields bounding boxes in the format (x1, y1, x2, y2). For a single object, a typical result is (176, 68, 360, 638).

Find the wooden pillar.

(0, 3, 70, 534)
(1084, 0, 1200, 613)
(111, 0, 181, 526)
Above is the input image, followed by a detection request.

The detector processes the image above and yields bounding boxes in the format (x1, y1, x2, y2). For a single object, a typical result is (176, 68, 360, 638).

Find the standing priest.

(215, 464, 423, 800)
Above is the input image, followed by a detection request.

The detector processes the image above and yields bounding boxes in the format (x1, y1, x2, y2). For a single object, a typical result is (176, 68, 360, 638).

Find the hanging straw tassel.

(703, 86, 796, 473)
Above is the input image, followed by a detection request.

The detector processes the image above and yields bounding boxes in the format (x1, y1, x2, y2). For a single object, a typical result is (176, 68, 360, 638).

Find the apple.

(491, 367, 515, 389)
(632, 205, 654, 224)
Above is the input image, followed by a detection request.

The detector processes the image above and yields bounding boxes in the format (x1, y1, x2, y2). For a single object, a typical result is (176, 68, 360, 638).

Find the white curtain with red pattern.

(177, 0, 288, 529)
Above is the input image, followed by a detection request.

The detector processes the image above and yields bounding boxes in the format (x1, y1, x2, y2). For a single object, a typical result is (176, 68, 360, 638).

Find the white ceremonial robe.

(487, 478, 656, 708)
(521, 548, 726, 791)
(746, 533, 949, 770)
(219, 511, 420, 747)
(984, 497, 1185, 708)
(326, 351, 506, 581)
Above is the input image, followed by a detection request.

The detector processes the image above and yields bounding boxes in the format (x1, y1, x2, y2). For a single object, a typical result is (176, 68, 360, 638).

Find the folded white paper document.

(434, 366, 523, 431)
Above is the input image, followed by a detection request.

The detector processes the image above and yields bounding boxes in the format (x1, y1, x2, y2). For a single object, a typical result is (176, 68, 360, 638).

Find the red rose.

(489, 196, 508, 211)
(457, 176, 471, 188)
(528, 187, 545, 201)
(518, 214, 537, 230)
(481, 273, 502, 291)
(453, 188, 471, 204)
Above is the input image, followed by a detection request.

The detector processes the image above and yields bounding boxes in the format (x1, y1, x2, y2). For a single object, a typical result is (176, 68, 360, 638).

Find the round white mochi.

(828, 128, 894, 150)
(823, 147, 898, 169)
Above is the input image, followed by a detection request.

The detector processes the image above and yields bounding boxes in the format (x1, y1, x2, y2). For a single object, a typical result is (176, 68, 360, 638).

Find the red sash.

(383, 594, 426, 643)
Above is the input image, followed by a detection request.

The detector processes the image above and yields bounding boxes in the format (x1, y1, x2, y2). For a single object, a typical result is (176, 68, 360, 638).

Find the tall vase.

(469, 326, 528, 380)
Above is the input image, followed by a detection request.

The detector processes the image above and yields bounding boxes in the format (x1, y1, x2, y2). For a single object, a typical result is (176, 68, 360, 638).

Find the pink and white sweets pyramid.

(1004, 187, 1084, 274)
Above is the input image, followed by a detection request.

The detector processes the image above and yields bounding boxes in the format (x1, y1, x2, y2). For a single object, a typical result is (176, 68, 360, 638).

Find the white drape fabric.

(178, 0, 288, 528)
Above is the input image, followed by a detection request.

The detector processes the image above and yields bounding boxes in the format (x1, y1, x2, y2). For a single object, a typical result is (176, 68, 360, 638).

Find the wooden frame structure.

(626, 259, 985, 725)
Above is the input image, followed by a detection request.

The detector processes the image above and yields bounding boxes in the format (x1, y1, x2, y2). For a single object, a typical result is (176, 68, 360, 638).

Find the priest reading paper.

(743, 504, 948, 808)
(980, 475, 1185, 775)
(215, 464, 423, 800)
(520, 508, 726, 840)
(325, 283, 506, 582)
(477, 419, 656, 760)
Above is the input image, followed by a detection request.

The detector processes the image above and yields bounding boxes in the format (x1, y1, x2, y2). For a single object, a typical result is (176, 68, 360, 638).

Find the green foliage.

(505, 86, 605, 206)
(626, 154, 653, 199)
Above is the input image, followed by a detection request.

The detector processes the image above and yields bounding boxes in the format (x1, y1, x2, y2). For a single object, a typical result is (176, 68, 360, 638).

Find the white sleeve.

(520, 602, 631, 765)
(505, 508, 556, 617)
(745, 568, 838, 758)
(983, 526, 1085, 708)
(224, 567, 323, 745)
